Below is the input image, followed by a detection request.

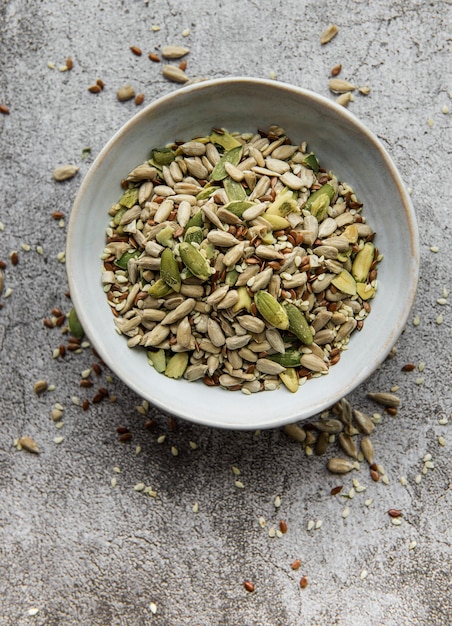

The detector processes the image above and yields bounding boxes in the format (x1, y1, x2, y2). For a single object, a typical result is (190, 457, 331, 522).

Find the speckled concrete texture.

(1, 1, 451, 625)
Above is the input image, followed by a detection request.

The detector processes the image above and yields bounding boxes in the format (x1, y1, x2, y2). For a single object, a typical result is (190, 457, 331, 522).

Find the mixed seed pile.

(102, 125, 380, 393)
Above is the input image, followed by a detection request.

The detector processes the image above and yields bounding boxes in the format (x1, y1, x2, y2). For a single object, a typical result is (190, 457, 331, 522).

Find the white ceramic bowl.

(67, 77, 419, 430)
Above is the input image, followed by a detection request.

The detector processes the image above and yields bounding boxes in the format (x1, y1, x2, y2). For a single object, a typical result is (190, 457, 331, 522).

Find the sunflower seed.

(162, 65, 189, 83)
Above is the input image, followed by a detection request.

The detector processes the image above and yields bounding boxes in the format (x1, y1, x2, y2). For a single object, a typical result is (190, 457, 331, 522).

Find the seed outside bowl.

(66, 77, 419, 430)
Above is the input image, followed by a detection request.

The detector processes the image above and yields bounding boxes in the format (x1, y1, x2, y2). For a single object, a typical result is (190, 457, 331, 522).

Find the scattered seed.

(244, 581, 255, 593)
(391, 517, 403, 526)
(0, 103, 10, 114)
(162, 64, 189, 83)
(342, 507, 350, 519)
(321, 24, 339, 44)
(299, 576, 308, 589)
(53, 164, 79, 181)
(331, 485, 343, 496)
(402, 363, 415, 371)
(18, 436, 40, 453)
(336, 92, 353, 107)
(149, 602, 157, 614)
(117, 85, 136, 102)
(291, 559, 301, 570)
(438, 436, 446, 447)
(274, 495, 281, 508)
(130, 46, 142, 56)
(360, 569, 368, 580)
(358, 86, 371, 95)
(88, 84, 102, 93)
(307, 520, 315, 531)
(135, 93, 144, 106)
(329, 79, 356, 93)
(148, 52, 160, 62)
(409, 540, 417, 550)
(53, 436, 64, 444)
(161, 45, 190, 59)
(367, 392, 400, 408)
(28, 608, 40, 616)
(279, 519, 288, 534)
(235, 480, 245, 489)
(331, 64, 342, 76)
(34, 380, 48, 394)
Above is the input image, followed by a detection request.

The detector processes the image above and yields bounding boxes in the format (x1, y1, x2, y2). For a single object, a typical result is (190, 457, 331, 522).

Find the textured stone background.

(0, 1, 451, 624)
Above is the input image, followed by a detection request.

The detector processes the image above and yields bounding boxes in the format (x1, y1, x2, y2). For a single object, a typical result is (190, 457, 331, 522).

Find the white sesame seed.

(442, 105, 449, 114)
(157, 435, 166, 444)
(151, 24, 160, 31)
(111, 477, 117, 488)
(307, 520, 315, 531)
(342, 507, 350, 519)
(189, 441, 198, 450)
(259, 516, 266, 528)
(55, 421, 64, 429)
(409, 540, 417, 550)
(4, 287, 12, 298)
(192, 502, 199, 513)
(268, 527, 276, 538)
(149, 602, 157, 614)
(429, 245, 439, 253)
(365, 499, 373, 507)
(438, 436, 446, 447)
(412, 315, 420, 326)
(235, 480, 245, 489)
(53, 436, 64, 444)
(415, 377, 425, 385)
(438, 417, 449, 425)
(390, 385, 399, 392)
(274, 495, 281, 508)
(171, 446, 179, 456)
(400, 476, 407, 486)
(391, 517, 403, 526)
(21, 243, 31, 251)
(305, 445, 313, 456)
(360, 569, 368, 580)
(232, 466, 241, 476)
(113, 466, 121, 473)
(418, 361, 425, 372)
(423, 453, 432, 462)
(415, 474, 422, 484)
(437, 298, 448, 305)
(424, 460, 435, 469)
(135, 446, 142, 455)
(315, 519, 323, 529)
(182, 27, 190, 37)
(28, 608, 40, 616)
(134, 483, 145, 492)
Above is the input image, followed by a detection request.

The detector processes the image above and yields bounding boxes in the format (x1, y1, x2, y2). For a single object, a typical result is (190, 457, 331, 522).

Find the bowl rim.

(67, 76, 420, 430)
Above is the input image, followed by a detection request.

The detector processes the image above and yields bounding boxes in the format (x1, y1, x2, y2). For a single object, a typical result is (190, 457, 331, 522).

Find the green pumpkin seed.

(223, 200, 255, 218)
(302, 152, 319, 173)
(184, 210, 203, 231)
(224, 176, 247, 201)
(305, 183, 335, 221)
(119, 186, 139, 208)
(68, 307, 84, 339)
(147, 349, 167, 373)
(210, 146, 243, 181)
(147, 278, 174, 297)
(179, 242, 212, 281)
(115, 249, 141, 270)
(151, 147, 175, 166)
(165, 352, 189, 379)
(184, 225, 203, 245)
(254, 291, 289, 330)
(210, 130, 242, 150)
(160, 248, 181, 292)
(284, 303, 313, 345)
(196, 184, 220, 200)
(269, 350, 302, 367)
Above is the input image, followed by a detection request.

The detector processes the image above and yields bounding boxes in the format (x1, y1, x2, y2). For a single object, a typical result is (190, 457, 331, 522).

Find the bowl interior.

(67, 78, 419, 430)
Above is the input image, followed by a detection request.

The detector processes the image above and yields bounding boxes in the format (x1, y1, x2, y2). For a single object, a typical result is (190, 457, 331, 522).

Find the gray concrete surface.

(1, 1, 451, 624)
